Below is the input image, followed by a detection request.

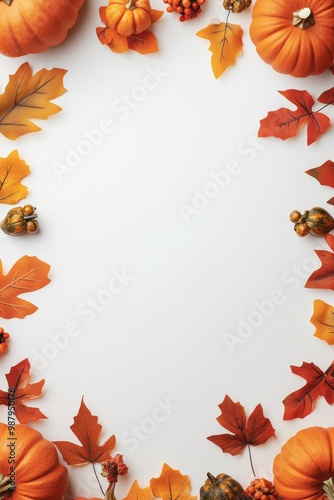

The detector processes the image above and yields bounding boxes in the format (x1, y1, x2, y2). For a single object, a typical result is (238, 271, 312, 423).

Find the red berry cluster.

(163, 0, 206, 21)
(245, 478, 279, 500)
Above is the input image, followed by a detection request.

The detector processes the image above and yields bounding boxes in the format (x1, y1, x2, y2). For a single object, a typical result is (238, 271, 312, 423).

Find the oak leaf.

(305, 233, 334, 291)
(0, 255, 51, 319)
(124, 481, 153, 500)
(282, 361, 334, 420)
(258, 89, 331, 146)
(0, 358, 47, 424)
(0, 150, 30, 204)
(54, 397, 116, 466)
(97, 6, 163, 55)
(306, 160, 334, 205)
(0, 62, 67, 140)
(196, 22, 243, 79)
(150, 463, 196, 500)
(310, 299, 334, 345)
(207, 395, 275, 456)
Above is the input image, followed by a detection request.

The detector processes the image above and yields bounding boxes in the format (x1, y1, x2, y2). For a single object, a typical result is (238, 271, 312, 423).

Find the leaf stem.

(248, 445, 256, 477)
(92, 462, 105, 497)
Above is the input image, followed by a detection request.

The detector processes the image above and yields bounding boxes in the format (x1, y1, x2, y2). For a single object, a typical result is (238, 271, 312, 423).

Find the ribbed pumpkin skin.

(0, 422, 68, 500)
(200, 473, 246, 500)
(249, 0, 334, 77)
(272, 426, 334, 500)
(0, 0, 84, 57)
(106, 0, 151, 37)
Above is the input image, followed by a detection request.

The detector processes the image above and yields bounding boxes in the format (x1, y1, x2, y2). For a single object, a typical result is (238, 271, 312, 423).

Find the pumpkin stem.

(323, 478, 334, 500)
(0, 0, 13, 5)
(292, 7, 315, 29)
(125, 0, 137, 10)
(207, 473, 219, 487)
(0, 474, 14, 499)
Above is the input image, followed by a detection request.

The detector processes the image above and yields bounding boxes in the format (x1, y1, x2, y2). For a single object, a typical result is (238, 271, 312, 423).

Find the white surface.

(1, 1, 334, 498)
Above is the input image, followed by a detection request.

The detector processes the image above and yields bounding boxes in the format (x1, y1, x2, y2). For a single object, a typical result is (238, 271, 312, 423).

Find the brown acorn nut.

(290, 207, 334, 237)
(223, 0, 251, 12)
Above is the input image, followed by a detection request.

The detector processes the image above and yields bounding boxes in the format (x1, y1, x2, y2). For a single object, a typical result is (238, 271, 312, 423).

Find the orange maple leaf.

(196, 21, 243, 78)
(0, 62, 67, 140)
(310, 299, 334, 345)
(54, 397, 116, 466)
(124, 481, 153, 500)
(0, 255, 51, 319)
(0, 358, 47, 424)
(0, 150, 30, 204)
(150, 464, 196, 500)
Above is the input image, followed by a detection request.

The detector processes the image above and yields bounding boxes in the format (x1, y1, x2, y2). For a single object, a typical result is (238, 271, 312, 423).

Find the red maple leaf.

(318, 86, 334, 106)
(283, 361, 334, 420)
(258, 89, 331, 146)
(0, 358, 47, 424)
(305, 233, 334, 290)
(207, 395, 275, 456)
(53, 397, 116, 465)
(306, 160, 334, 204)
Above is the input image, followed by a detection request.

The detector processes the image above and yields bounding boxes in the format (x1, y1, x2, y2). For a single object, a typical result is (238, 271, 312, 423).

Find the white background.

(1, 0, 334, 498)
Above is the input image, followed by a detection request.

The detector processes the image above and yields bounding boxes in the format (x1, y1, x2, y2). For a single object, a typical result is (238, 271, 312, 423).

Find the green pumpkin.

(200, 473, 245, 500)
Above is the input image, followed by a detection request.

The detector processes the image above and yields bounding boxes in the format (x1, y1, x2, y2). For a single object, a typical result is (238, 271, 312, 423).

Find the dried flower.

(101, 454, 129, 484)
(0, 328, 10, 354)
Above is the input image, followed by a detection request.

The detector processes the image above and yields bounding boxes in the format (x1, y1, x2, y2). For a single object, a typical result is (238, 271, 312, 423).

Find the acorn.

(290, 207, 334, 237)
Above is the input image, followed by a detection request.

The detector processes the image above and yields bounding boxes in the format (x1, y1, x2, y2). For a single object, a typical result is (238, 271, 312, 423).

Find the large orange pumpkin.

(0, 0, 84, 57)
(0, 422, 68, 500)
(105, 0, 152, 37)
(249, 0, 334, 77)
(272, 426, 334, 500)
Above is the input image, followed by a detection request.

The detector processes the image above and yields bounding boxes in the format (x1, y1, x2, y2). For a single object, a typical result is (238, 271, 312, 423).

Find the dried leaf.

(305, 233, 334, 291)
(207, 395, 275, 456)
(196, 22, 243, 78)
(282, 361, 334, 420)
(0, 255, 51, 319)
(150, 464, 196, 500)
(0, 358, 47, 424)
(258, 89, 331, 146)
(54, 397, 116, 466)
(306, 160, 334, 205)
(124, 481, 153, 500)
(318, 86, 334, 106)
(310, 299, 334, 345)
(0, 150, 30, 204)
(0, 62, 67, 140)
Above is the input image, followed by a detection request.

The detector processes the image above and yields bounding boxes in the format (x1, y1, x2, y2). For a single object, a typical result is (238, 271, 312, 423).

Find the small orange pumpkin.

(0, 422, 68, 500)
(0, 0, 84, 57)
(200, 473, 246, 500)
(249, 0, 334, 77)
(273, 426, 334, 500)
(105, 0, 152, 37)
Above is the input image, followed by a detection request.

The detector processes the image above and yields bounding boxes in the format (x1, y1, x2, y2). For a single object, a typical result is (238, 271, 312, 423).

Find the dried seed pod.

(223, 0, 251, 13)
(291, 207, 334, 237)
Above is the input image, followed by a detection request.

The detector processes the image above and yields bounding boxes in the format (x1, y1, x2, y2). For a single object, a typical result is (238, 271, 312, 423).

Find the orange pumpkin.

(249, 0, 334, 77)
(0, 0, 84, 57)
(272, 426, 334, 500)
(105, 0, 152, 37)
(0, 422, 68, 500)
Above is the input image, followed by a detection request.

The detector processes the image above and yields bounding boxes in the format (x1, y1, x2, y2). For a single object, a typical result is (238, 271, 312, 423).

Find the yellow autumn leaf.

(0, 150, 29, 204)
(0, 62, 67, 140)
(196, 22, 243, 79)
(123, 480, 153, 500)
(150, 464, 197, 500)
(310, 299, 334, 345)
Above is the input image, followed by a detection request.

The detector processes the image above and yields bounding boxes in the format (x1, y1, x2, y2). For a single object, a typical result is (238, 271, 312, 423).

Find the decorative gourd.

(0, 422, 68, 500)
(105, 0, 152, 37)
(0, 0, 84, 57)
(200, 473, 246, 500)
(249, 0, 334, 77)
(273, 426, 334, 500)
(290, 207, 334, 237)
